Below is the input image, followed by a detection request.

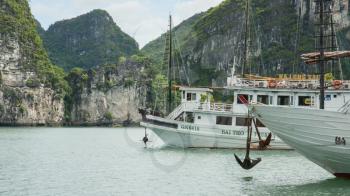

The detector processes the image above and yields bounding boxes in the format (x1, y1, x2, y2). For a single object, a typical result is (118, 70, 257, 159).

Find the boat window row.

(237, 94, 313, 107)
(216, 116, 265, 127)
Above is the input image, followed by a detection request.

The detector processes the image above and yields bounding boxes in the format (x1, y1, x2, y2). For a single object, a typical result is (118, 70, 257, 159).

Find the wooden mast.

(167, 15, 173, 114)
(319, 0, 325, 110)
(242, 0, 249, 76)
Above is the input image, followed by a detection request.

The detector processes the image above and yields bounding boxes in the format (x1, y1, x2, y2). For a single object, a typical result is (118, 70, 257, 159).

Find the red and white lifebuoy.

(268, 80, 277, 88)
(333, 80, 343, 90)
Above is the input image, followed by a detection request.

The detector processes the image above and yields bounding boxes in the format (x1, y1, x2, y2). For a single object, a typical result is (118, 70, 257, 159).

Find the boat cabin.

(180, 87, 213, 103)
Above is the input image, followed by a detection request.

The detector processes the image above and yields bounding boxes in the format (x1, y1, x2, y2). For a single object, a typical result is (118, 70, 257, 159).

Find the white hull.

(141, 116, 290, 149)
(253, 105, 350, 177)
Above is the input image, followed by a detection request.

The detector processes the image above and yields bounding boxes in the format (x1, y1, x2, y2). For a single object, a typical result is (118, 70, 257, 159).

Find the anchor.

(142, 128, 149, 147)
(234, 117, 261, 170)
(252, 118, 272, 150)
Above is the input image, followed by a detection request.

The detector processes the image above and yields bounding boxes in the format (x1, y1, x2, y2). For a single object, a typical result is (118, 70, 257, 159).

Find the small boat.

(141, 86, 288, 149)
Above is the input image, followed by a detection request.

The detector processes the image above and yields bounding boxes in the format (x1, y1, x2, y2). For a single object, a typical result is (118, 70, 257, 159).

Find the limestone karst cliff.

(64, 57, 151, 126)
(0, 0, 146, 126)
(0, 0, 67, 125)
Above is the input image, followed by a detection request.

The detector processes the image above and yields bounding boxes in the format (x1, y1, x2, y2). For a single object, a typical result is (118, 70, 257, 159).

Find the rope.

(293, 0, 303, 74)
(173, 30, 191, 86)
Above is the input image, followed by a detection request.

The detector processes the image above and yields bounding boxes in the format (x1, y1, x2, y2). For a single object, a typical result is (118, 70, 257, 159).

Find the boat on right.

(252, 0, 350, 178)
(252, 104, 350, 178)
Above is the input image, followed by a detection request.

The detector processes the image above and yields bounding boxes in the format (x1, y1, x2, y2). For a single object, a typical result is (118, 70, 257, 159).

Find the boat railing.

(198, 102, 234, 112)
(167, 103, 185, 120)
(338, 99, 350, 114)
(167, 102, 202, 119)
(228, 78, 350, 90)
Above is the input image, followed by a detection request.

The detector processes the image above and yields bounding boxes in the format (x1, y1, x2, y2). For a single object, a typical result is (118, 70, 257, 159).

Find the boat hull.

(252, 105, 350, 177)
(140, 116, 291, 149)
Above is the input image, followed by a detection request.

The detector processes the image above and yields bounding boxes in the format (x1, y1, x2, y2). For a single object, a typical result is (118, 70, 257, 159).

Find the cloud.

(29, 0, 224, 47)
(104, 1, 167, 48)
(173, 0, 223, 24)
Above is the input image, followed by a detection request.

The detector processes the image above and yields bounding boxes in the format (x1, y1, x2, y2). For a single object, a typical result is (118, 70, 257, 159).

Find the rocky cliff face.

(65, 58, 149, 126)
(71, 86, 142, 126)
(0, 0, 65, 125)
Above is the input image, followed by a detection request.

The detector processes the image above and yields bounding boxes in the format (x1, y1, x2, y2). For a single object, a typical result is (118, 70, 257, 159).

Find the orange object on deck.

(333, 80, 343, 90)
(268, 80, 277, 88)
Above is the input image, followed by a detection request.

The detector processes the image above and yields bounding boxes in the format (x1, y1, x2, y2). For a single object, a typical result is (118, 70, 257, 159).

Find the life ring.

(333, 80, 343, 90)
(268, 80, 277, 88)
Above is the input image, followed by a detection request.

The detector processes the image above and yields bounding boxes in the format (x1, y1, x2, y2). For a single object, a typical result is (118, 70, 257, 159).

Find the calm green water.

(0, 127, 350, 196)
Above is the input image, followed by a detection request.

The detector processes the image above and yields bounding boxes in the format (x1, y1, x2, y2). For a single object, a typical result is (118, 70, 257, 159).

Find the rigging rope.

(250, 3, 264, 76)
(293, 0, 303, 74)
(173, 30, 191, 86)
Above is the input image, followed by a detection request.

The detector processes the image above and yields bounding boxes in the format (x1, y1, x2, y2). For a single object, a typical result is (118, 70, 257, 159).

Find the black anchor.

(234, 117, 261, 170)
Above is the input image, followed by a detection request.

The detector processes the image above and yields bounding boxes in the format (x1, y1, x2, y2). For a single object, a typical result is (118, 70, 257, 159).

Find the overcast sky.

(29, 0, 224, 48)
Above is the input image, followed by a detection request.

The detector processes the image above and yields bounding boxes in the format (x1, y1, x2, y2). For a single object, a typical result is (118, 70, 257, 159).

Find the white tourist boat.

(140, 75, 350, 149)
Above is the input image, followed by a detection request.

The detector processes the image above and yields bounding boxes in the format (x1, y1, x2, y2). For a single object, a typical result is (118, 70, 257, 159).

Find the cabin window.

(334, 95, 337, 98)
(257, 95, 269, 104)
(216, 116, 232, 125)
(256, 119, 266, 127)
(192, 94, 197, 101)
(185, 112, 194, 123)
(197, 116, 201, 120)
(277, 96, 290, 106)
(237, 94, 249, 104)
(298, 96, 312, 106)
(187, 93, 197, 101)
(236, 117, 251, 126)
(269, 96, 274, 105)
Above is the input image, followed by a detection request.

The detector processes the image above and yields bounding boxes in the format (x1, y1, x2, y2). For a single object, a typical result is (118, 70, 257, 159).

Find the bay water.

(0, 127, 349, 196)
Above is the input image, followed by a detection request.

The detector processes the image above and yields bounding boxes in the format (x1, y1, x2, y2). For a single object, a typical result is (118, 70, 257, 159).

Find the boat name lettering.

(253, 132, 271, 137)
(181, 125, 199, 131)
(222, 130, 245, 136)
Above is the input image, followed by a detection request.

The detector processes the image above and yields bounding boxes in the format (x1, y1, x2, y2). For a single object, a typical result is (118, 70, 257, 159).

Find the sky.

(29, 0, 224, 48)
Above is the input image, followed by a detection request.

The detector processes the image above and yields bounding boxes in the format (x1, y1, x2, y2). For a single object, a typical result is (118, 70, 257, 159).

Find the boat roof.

(226, 86, 350, 93)
(179, 87, 213, 92)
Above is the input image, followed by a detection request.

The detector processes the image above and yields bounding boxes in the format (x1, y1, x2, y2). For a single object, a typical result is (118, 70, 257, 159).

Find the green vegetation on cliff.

(0, 0, 69, 95)
(141, 13, 205, 65)
(34, 19, 45, 37)
(64, 67, 88, 121)
(42, 9, 139, 71)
